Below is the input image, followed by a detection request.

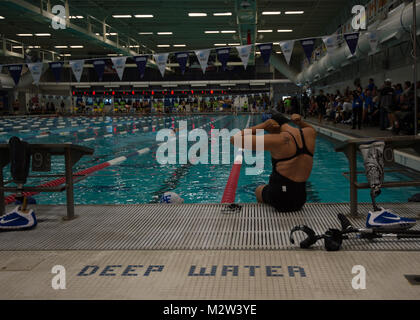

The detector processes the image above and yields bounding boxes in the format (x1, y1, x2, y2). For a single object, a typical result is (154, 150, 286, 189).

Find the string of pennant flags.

(0, 29, 381, 87)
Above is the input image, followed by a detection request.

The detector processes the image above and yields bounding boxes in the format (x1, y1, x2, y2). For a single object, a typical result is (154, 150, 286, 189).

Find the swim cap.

(271, 111, 290, 127)
(160, 192, 184, 204)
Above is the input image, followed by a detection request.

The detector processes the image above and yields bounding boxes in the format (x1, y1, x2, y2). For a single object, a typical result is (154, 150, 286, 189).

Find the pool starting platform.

(0, 202, 419, 300)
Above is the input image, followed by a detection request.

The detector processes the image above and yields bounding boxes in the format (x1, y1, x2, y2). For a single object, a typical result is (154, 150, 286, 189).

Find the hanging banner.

(322, 35, 337, 55)
(368, 31, 379, 53)
(70, 60, 84, 82)
(235, 44, 252, 70)
(279, 40, 295, 65)
(111, 56, 127, 80)
(153, 53, 169, 77)
(92, 59, 106, 81)
(175, 52, 189, 75)
(300, 38, 316, 63)
(27, 62, 43, 85)
(8, 65, 23, 86)
(257, 43, 273, 65)
(134, 55, 148, 78)
(49, 62, 63, 82)
(344, 32, 360, 55)
(194, 49, 211, 74)
(216, 47, 231, 71)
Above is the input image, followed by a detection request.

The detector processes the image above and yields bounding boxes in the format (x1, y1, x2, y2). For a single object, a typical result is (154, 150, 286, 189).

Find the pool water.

(1, 115, 419, 205)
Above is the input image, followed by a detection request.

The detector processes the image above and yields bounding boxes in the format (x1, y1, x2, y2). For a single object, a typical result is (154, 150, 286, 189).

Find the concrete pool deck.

(0, 203, 419, 300)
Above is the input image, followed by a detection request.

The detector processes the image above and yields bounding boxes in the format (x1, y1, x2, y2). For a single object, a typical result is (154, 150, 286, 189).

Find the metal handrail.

(335, 136, 420, 215)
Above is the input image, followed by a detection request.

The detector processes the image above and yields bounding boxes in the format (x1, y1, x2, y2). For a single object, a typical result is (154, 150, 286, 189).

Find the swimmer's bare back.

(231, 114, 316, 183)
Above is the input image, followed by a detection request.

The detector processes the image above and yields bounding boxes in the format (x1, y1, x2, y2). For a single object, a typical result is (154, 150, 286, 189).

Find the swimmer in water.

(230, 113, 316, 212)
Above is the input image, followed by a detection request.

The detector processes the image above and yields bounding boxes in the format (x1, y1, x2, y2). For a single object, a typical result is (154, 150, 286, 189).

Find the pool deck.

(0, 203, 419, 300)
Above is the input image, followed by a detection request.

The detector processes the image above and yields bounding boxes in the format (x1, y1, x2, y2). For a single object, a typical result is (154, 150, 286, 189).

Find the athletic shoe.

(386, 126, 393, 131)
(366, 208, 416, 230)
(0, 206, 37, 231)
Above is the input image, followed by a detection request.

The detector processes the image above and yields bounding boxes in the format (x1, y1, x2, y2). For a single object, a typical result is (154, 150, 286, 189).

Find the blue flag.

(257, 43, 273, 65)
(175, 52, 189, 75)
(8, 65, 23, 86)
(92, 59, 106, 81)
(216, 47, 231, 71)
(344, 32, 360, 55)
(134, 55, 148, 78)
(49, 62, 63, 82)
(300, 38, 316, 63)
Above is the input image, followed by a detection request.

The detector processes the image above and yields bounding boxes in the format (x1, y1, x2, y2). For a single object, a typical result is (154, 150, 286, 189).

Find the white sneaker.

(386, 127, 393, 131)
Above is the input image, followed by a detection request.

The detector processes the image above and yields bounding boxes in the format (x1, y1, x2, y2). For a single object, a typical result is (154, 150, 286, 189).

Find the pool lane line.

(221, 115, 251, 204)
(148, 115, 232, 203)
(1, 115, 194, 143)
(3, 116, 216, 205)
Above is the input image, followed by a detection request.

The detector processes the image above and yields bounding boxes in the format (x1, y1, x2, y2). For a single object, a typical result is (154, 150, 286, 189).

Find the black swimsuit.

(262, 128, 314, 212)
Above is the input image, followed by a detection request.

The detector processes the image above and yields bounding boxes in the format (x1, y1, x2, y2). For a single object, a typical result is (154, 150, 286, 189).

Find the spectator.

(315, 90, 328, 124)
(352, 85, 364, 130)
(378, 79, 396, 130)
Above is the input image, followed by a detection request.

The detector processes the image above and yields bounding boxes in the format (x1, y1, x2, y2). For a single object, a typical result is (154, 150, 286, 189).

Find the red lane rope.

(221, 161, 242, 204)
(4, 162, 110, 205)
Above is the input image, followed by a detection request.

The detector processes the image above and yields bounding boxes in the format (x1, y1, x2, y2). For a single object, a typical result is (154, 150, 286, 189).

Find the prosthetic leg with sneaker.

(0, 137, 37, 231)
(360, 142, 416, 230)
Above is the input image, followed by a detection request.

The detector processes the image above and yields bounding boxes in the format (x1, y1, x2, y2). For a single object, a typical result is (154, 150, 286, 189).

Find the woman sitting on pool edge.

(230, 113, 316, 212)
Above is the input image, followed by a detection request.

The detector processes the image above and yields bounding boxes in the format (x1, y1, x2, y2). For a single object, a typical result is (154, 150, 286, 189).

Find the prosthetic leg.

(359, 142, 415, 230)
(0, 137, 37, 230)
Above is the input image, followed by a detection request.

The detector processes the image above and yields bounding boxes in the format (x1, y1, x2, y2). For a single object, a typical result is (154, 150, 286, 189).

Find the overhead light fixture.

(0, 16, 5, 19)
(213, 12, 232, 16)
(258, 30, 273, 33)
(277, 29, 293, 32)
(28, 46, 40, 48)
(220, 83, 236, 86)
(173, 44, 186, 47)
(134, 15, 154, 18)
(228, 43, 240, 46)
(112, 15, 132, 18)
(262, 11, 281, 15)
(275, 51, 282, 54)
(12, 46, 23, 49)
(285, 11, 304, 15)
(133, 84, 149, 88)
(69, 16, 84, 19)
(139, 32, 153, 35)
(157, 32, 173, 35)
(17, 34, 33, 36)
(35, 33, 51, 36)
(191, 83, 207, 87)
(214, 43, 227, 46)
(157, 44, 170, 47)
(250, 82, 266, 86)
(221, 30, 236, 33)
(55, 45, 68, 48)
(188, 13, 207, 17)
(107, 53, 119, 56)
(63, 53, 71, 56)
(106, 33, 118, 36)
(70, 45, 84, 48)
(205, 31, 219, 34)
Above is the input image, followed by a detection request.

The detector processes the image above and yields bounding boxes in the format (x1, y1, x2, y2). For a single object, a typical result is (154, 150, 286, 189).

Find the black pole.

(414, 0, 418, 135)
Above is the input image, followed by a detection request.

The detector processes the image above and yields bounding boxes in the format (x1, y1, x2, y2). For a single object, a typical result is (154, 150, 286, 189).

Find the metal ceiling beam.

(235, 0, 257, 64)
(2, 0, 137, 56)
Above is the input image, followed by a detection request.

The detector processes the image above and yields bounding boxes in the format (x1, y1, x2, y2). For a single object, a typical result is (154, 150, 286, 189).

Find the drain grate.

(0, 202, 419, 251)
(404, 275, 420, 285)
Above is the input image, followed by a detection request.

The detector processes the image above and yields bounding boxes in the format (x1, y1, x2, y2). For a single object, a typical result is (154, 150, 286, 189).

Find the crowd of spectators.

(300, 78, 420, 135)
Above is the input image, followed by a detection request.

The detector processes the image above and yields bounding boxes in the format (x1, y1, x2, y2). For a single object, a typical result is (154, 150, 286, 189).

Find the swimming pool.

(1, 114, 419, 205)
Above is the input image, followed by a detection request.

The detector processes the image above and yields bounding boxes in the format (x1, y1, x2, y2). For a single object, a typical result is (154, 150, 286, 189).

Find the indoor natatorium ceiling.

(0, 0, 354, 61)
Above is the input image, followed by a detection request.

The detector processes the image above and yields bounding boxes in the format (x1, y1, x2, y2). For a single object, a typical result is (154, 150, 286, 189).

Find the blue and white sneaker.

(0, 206, 37, 231)
(366, 208, 416, 230)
